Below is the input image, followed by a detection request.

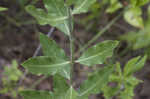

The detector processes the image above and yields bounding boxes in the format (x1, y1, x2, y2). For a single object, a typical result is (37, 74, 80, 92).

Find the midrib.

(27, 61, 70, 68)
(76, 50, 109, 63)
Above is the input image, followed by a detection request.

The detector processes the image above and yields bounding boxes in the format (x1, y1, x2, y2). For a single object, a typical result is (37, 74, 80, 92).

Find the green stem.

(69, 34, 74, 85)
(68, 7, 74, 85)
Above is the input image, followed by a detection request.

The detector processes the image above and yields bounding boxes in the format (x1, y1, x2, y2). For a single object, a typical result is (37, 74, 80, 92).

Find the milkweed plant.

(19, 0, 148, 99)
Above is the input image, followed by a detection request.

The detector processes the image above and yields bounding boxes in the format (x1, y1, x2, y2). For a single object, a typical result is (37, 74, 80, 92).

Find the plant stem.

(69, 34, 74, 85)
(68, 7, 74, 85)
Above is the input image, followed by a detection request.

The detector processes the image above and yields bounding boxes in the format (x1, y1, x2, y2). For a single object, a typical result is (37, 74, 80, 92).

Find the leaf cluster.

(102, 56, 147, 99)
(21, 32, 118, 98)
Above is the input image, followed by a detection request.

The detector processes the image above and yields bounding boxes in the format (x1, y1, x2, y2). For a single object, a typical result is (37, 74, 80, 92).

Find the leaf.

(0, 7, 8, 11)
(102, 63, 122, 99)
(53, 75, 78, 99)
(25, 5, 50, 25)
(22, 33, 71, 79)
(124, 7, 144, 28)
(123, 55, 147, 77)
(25, 0, 71, 35)
(53, 75, 69, 99)
(102, 86, 120, 99)
(78, 65, 114, 97)
(136, 0, 150, 6)
(40, 33, 70, 79)
(22, 56, 71, 79)
(72, 0, 97, 14)
(20, 75, 77, 99)
(130, 0, 150, 7)
(40, 33, 68, 59)
(20, 90, 53, 99)
(120, 76, 141, 99)
(3, 60, 22, 82)
(76, 40, 119, 66)
(25, 0, 96, 35)
(106, 0, 123, 13)
(64, 86, 78, 99)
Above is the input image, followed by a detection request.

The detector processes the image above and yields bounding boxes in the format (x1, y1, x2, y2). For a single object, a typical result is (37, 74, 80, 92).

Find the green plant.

(19, 0, 147, 99)
(0, 60, 23, 98)
(102, 55, 147, 99)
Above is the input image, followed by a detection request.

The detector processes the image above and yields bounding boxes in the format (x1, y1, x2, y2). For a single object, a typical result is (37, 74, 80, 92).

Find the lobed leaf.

(76, 40, 119, 66)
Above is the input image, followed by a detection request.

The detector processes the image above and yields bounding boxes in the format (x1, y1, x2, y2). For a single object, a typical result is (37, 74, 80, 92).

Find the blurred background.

(0, 0, 150, 99)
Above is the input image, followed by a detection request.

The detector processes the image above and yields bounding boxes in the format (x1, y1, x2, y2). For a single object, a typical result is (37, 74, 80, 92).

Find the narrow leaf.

(72, 0, 97, 14)
(124, 55, 147, 77)
(78, 65, 114, 97)
(76, 40, 119, 66)
(22, 56, 71, 79)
